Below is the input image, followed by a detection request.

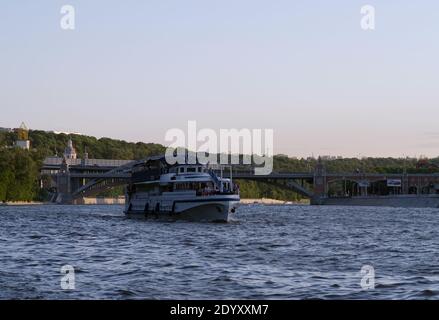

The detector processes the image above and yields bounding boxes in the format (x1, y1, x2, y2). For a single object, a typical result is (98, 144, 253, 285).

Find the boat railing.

(196, 189, 239, 197)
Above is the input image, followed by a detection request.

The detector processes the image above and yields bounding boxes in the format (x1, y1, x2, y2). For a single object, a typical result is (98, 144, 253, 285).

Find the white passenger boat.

(124, 156, 240, 222)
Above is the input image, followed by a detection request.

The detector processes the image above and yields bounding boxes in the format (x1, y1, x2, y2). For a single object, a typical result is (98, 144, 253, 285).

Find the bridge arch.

(70, 159, 139, 201)
(236, 177, 314, 199)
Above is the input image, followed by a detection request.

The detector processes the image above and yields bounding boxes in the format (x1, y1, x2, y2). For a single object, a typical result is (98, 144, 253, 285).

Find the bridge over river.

(41, 156, 439, 206)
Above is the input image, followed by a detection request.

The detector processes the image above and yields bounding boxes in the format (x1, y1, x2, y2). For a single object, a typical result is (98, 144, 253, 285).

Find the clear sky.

(1, 1, 438, 158)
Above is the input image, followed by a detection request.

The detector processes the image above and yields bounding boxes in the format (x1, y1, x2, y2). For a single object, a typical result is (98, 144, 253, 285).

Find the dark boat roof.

(133, 154, 210, 168)
(132, 155, 207, 170)
(132, 155, 167, 167)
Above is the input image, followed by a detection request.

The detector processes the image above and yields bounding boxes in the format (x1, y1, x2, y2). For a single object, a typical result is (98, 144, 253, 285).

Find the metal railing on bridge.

(42, 157, 133, 167)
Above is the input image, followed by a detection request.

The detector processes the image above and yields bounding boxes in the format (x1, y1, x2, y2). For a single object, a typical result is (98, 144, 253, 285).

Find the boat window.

(179, 167, 185, 173)
(174, 181, 214, 192)
(187, 167, 196, 173)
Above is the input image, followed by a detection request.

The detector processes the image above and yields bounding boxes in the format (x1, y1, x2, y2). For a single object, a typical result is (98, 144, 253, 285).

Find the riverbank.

(73, 196, 125, 205)
(1, 201, 44, 206)
(240, 198, 309, 205)
(1, 198, 309, 206)
(74, 197, 306, 206)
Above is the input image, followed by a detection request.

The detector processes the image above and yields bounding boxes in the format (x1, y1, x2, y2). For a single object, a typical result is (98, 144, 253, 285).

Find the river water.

(1, 204, 438, 299)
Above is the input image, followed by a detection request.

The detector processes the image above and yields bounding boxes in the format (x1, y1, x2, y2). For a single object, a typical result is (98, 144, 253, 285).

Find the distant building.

(64, 139, 77, 159)
(14, 122, 30, 150)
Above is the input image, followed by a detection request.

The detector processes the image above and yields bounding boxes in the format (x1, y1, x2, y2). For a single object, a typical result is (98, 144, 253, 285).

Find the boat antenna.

(230, 165, 233, 191)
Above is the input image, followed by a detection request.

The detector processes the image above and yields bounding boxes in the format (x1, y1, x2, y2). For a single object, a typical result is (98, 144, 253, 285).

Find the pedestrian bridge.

(41, 156, 315, 203)
(41, 156, 439, 204)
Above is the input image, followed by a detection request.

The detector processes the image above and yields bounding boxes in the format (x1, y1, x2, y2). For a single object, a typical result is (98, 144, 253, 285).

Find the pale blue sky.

(1, 1, 438, 157)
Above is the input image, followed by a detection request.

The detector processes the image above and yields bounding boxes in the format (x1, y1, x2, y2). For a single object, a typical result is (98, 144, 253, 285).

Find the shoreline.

(1, 201, 45, 206)
(240, 198, 309, 205)
(1, 198, 308, 206)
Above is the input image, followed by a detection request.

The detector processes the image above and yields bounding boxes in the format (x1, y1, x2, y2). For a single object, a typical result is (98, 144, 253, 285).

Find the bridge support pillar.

(54, 159, 74, 204)
(402, 172, 409, 195)
(311, 158, 327, 205)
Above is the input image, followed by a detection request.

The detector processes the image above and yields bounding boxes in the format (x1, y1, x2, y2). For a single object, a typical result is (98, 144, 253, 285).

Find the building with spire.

(64, 138, 77, 159)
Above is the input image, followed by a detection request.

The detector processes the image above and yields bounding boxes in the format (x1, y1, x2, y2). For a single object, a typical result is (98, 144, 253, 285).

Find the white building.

(64, 139, 77, 159)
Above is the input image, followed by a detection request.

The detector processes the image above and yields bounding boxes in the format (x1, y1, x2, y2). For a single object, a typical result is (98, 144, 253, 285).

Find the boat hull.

(125, 196, 239, 222)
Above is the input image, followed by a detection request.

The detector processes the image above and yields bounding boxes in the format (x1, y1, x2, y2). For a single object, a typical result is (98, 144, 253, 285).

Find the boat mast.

(230, 165, 233, 191)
